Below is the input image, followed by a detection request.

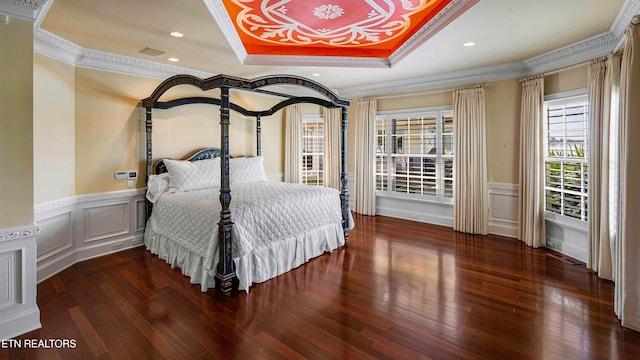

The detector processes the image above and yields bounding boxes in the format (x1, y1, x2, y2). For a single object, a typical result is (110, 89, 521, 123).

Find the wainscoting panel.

(35, 189, 146, 282)
(0, 250, 20, 310)
(35, 210, 73, 262)
(82, 202, 129, 243)
(0, 225, 41, 340)
(488, 183, 518, 238)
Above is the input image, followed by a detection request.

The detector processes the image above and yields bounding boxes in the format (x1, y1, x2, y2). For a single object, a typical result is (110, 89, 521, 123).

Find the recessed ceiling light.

(464, 41, 476, 47)
(311, 73, 320, 77)
(170, 31, 184, 38)
(168, 57, 179, 62)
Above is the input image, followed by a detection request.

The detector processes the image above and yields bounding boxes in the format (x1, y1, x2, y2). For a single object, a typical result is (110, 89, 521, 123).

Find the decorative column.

(215, 86, 237, 297)
(256, 115, 262, 156)
(145, 106, 153, 219)
(340, 106, 351, 241)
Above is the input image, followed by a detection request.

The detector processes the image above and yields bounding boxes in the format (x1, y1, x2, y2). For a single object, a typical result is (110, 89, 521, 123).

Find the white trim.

(544, 88, 588, 102)
(0, 223, 41, 340)
(488, 182, 518, 238)
(0, 0, 46, 22)
(34, 190, 146, 282)
(0, 224, 40, 242)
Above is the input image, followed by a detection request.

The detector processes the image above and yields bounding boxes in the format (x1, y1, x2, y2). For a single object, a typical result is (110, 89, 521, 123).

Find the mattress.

(144, 181, 348, 291)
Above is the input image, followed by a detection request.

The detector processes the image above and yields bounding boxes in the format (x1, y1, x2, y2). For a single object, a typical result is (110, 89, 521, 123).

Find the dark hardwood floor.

(2, 214, 639, 359)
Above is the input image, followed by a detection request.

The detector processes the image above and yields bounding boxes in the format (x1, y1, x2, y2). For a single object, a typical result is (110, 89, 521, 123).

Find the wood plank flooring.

(2, 214, 639, 359)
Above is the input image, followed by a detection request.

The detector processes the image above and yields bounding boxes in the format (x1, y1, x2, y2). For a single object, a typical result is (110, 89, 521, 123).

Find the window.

(302, 116, 324, 186)
(376, 108, 454, 202)
(543, 94, 589, 221)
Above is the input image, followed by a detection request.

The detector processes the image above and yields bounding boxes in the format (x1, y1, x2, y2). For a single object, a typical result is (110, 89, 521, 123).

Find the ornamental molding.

(34, 28, 213, 80)
(34, 28, 82, 66)
(339, 61, 526, 98)
(0, 224, 40, 242)
(389, 0, 479, 67)
(523, 32, 619, 74)
(610, 0, 640, 38)
(76, 48, 213, 80)
(0, 0, 46, 21)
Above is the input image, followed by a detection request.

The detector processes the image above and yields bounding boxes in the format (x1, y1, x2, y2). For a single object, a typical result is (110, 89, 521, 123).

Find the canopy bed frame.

(141, 74, 350, 297)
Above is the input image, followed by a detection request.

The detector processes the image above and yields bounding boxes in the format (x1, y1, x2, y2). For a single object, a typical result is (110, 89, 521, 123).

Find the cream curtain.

(453, 87, 488, 235)
(354, 98, 377, 215)
(324, 108, 341, 189)
(284, 104, 302, 183)
(614, 19, 640, 331)
(587, 57, 614, 280)
(518, 77, 546, 248)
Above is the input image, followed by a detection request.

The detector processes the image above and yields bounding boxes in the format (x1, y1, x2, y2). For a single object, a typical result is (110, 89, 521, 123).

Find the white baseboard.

(34, 189, 146, 283)
(376, 196, 454, 227)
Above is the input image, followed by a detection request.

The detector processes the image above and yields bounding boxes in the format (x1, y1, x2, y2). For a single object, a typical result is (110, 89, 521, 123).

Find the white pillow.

(164, 157, 221, 192)
(229, 156, 268, 185)
(146, 173, 170, 203)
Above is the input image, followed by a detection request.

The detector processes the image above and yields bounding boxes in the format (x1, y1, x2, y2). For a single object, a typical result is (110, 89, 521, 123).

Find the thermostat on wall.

(114, 171, 128, 180)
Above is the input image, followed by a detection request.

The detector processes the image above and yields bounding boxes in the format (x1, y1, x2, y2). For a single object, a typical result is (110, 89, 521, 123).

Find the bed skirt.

(144, 221, 345, 292)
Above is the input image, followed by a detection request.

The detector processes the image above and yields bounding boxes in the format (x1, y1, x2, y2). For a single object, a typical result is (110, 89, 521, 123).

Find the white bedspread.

(144, 181, 348, 291)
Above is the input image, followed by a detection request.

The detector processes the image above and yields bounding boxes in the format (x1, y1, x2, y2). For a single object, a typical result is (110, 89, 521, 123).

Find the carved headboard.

(153, 148, 222, 174)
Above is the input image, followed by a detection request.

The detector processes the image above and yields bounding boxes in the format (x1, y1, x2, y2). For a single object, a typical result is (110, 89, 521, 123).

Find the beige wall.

(34, 54, 76, 205)
(73, 69, 284, 194)
(0, 18, 33, 228)
(485, 79, 521, 183)
(545, 65, 588, 94)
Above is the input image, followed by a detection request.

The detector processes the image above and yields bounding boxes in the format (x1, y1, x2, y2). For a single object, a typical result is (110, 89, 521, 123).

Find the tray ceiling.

(214, 0, 476, 67)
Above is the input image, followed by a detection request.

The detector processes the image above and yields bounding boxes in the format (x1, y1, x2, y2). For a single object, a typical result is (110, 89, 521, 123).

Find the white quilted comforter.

(145, 181, 347, 290)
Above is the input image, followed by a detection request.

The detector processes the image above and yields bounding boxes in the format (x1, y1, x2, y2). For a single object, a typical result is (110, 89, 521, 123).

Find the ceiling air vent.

(138, 47, 166, 57)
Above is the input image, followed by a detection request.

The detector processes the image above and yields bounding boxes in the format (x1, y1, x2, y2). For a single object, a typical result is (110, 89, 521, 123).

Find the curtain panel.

(615, 19, 640, 332)
(284, 104, 303, 183)
(324, 108, 342, 190)
(518, 77, 546, 248)
(354, 98, 377, 215)
(587, 58, 614, 280)
(453, 87, 488, 235)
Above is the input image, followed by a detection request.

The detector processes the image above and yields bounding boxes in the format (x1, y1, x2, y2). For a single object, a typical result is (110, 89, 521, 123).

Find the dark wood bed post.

(340, 106, 350, 241)
(215, 85, 237, 297)
(256, 115, 262, 156)
(145, 106, 153, 219)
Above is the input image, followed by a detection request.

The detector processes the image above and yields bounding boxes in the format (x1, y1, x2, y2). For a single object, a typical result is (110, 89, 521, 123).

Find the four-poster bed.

(140, 74, 351, 297)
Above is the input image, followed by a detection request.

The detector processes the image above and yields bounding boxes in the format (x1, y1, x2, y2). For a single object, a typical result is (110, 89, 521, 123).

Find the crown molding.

(34, 29, 213, 80)
(339, 61, 526, 99)
(32, 0, 50, 28)
(523, 31, 619, 75)
(611, 0, 640, 38)
(34, 28, 82, 66)
(0, 0, 46, 21)
(388, 0, 479, 67)
(0, 224, 40, 242)
(76, 48, 213, 80)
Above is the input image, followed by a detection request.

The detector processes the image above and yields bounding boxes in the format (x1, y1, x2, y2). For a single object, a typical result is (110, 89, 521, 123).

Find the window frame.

(375, 106, 454, 204)
(301, 114, 324, 186)
(543, 90, 589, 223)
